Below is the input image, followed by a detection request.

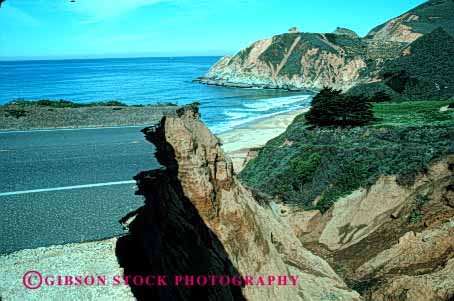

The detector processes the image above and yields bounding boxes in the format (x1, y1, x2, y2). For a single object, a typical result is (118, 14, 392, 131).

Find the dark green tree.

(305, 87, 375, 127)
(305, 87, 342, 126)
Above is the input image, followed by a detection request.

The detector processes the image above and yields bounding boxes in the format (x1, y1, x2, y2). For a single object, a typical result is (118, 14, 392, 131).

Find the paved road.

(0, 127, 160, 254)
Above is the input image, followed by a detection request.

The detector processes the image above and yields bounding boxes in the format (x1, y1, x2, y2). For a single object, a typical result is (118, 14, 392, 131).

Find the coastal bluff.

(117, 103, 360, 300)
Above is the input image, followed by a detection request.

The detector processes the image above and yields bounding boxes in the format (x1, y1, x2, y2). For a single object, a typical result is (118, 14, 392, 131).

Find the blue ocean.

(0, 56, 311, 133)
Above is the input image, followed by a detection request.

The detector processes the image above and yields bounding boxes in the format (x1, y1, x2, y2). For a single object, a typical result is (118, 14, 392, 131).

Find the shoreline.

(219, 107, 308, 173)
(193, 77, 318, 93)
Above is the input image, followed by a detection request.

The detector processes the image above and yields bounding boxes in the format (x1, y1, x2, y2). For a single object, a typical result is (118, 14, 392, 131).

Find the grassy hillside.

(381, 28, 454, 100)
(349, 28, 454, 101)
(239, 101, 454, 213)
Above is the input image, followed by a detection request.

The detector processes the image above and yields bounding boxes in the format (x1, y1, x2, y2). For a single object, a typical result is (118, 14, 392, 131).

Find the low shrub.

(4, 109, 27, 118)
(240, 101, 454, 213)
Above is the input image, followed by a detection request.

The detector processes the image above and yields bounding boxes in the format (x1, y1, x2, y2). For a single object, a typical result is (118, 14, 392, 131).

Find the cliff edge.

(116, 104, 360, 300)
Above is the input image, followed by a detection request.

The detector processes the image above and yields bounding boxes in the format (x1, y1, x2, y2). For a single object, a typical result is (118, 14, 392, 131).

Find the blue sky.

(0, 0, 426, 60)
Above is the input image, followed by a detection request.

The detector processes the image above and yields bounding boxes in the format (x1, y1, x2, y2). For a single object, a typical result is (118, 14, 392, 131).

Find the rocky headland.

(195, 0, 454, 100)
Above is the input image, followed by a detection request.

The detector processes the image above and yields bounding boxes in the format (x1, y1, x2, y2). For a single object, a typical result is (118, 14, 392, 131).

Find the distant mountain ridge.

(367, 0, 454, 42)
(350, 27, 454, 100)
(196, 0, 454, 99)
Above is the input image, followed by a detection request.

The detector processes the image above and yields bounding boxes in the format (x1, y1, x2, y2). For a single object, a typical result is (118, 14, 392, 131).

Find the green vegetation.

(4, 109, 27, 119)
(368, 0, 454, 38)
(346, 82, 401, 100)
(370, 91, 391, 103)
(279, 32, 368, 78)
(350, 28, 454, 102)
(290, 153, 321, 184)
(349, 28, 454, 102)
(259, 33, 300, 66)
(305, 87, 376, 127)
(259, 32, 342, 71)
(240, 101, 454, 213)
(237, 45, 254, 63)
(409, 193, 430, 224)
(299, 33, 338, 53)
(373, 100, 454, 126)
(2, 99, 178, 109)
(380, 28, 454, 101)
(404, 0, 454, 35)
(4, 99, 128, 108)
(279, 39, 306, 77)
(324, 33, 366, 56)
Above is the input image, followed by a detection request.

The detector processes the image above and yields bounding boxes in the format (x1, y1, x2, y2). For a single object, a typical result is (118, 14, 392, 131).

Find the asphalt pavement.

(0, 126, 160, 253)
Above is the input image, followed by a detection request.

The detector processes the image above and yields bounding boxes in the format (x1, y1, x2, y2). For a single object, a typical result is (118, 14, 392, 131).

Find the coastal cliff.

(240, 100, 454, 300)
(196, 0, 454, 94)
(117, 104, 360, 300)
(289, 156, 454, 300)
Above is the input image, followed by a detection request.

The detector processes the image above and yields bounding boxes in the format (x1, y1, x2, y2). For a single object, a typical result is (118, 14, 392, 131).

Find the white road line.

(0, 180, 136, 197)
(0, 125, 148, 134)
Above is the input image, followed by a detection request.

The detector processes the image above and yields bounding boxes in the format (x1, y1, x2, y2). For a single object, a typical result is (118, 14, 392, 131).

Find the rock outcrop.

(333, 27, 359, 38)
(117, 104, 360, 300)
(370, 258, 454, 301)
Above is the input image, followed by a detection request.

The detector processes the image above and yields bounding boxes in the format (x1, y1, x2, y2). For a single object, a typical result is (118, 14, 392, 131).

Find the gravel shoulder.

(0, 238, 134, 300)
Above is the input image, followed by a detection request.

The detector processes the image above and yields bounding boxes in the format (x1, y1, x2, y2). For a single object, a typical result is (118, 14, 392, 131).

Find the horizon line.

(0, 54, 226, 63)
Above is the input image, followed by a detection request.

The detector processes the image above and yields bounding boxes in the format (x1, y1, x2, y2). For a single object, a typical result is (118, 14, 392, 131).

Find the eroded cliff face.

(366, 13, 424, 43)
(281, 156, 454, 300)
(117, 104, 360, 300)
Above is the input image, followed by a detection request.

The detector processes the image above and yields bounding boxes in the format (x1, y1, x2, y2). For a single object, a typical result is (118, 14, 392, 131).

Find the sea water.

(0, 56, 312, 133)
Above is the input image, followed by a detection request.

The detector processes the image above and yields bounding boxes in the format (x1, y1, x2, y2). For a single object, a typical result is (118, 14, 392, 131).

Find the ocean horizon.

(0, 56, 312, 133)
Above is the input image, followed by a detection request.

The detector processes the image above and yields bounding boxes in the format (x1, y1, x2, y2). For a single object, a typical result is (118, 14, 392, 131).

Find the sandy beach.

(219, 108, 308, 173)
